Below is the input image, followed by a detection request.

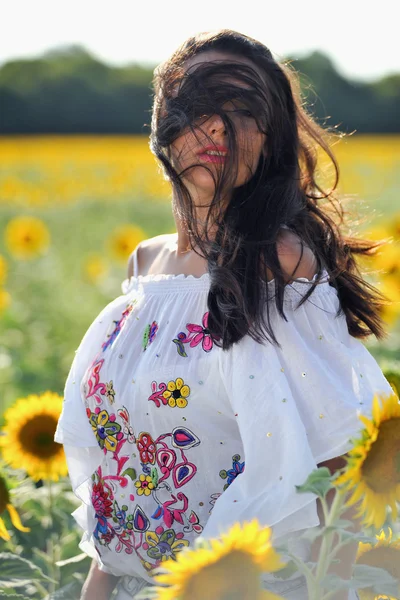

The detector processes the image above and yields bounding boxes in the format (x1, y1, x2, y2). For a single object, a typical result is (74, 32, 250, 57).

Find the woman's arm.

(80, 558, 121, 600)
(311, 455, 362, 600)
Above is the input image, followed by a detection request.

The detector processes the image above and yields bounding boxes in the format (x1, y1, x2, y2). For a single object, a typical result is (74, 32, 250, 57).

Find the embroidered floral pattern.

(142, 526, 189, 562)
(135, 474, 155, 496)
(87, 407, 122, 452)
(102, 300, 137, 351)
(84, 359, 107, 405)
(148, 377, 191, 409)
(117, 406, 136, 443)
(173, 311, 220, 356)
(105, 380, 116, 405)
(83, 311, 208, 575)
(137, 432, 156, 464)
(162, 378, 191, 408)
(219, 454, 245, 491)
(142, 321, 159, 351)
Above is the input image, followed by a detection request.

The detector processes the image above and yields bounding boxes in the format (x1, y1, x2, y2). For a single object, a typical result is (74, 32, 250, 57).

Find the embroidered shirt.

(54, 236, 393, 583)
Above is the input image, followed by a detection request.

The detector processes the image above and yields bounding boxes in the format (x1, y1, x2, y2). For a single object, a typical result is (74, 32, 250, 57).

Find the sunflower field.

(0, 134, 400, 599)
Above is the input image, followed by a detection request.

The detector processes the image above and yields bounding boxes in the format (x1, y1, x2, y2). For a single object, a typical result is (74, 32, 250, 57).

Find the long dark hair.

(149, 29, 391, 351)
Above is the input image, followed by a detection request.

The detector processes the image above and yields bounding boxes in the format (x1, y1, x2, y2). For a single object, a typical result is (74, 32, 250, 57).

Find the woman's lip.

(197, 153, 228, 164)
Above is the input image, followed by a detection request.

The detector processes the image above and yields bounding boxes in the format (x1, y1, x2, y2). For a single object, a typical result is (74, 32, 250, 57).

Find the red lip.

(197, 144, 229, 155)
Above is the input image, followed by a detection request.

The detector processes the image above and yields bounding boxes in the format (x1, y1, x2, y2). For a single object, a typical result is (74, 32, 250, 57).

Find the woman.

(55, 29, 392, 599)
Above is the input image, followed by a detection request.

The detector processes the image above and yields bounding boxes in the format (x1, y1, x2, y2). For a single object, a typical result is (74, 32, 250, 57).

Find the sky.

(2, 0, 399, 82)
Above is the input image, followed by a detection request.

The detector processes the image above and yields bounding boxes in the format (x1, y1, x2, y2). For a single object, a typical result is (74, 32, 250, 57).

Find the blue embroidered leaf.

(172, 339, 188, 357)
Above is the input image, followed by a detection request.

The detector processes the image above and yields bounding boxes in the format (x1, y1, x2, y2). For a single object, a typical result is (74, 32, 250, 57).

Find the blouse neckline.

(121, 268, 332, 297)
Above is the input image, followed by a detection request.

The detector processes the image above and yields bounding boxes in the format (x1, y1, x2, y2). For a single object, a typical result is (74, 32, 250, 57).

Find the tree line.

(0, 45, 399, 134)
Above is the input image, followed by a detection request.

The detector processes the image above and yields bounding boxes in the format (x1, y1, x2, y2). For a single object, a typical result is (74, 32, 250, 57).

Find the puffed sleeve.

(54, 294, 133, 574)
(202, 274, 394, 545)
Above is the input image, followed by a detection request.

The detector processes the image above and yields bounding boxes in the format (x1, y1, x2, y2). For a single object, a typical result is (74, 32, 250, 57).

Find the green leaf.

(55, 552, 88, 567)
(295, 467, 333, 498)
(0, 591, 27, 599)
(0, 553, 56, 588)
(272, 560, 299, 581)
(151, 467, 158, 488)
(351, 564, 399, 596)
(121, 467, 137, 481)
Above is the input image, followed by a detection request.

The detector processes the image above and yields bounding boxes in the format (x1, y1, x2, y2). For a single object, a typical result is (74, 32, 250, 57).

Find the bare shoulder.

(127, 233, 175, 278)
(275, 228, 318, 283)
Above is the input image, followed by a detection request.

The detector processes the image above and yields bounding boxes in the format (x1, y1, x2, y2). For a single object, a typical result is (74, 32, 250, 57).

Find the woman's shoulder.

(127, 233, 175, 278)
(274, 227, 318, 284)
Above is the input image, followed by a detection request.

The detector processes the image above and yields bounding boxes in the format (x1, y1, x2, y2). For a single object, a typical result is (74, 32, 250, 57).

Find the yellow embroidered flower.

(356, 528, 400, 600)
(153, 520, 286, 600)
(0, 255, 7, 285)
(135, 474, 155, 496)
(162, 378, 190, 409)
(83, 254, 109, 283)
(0, 289, 11, 314)
(334, 391, 400, 529)
(0, 392, 67, 482)
(107, 224, 145, 263)
(0, 473, 30, 541)
(5, 216, 50, 259)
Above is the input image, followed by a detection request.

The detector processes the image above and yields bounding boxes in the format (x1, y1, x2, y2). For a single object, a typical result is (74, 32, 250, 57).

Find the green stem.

(284, 553, 316, 591)
(311, 489, 346, 600)
(33, 579, 50, 598)
(46, 480, 60, 596)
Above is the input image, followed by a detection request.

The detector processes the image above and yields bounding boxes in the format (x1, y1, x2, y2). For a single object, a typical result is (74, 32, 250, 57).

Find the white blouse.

(54, 234, 393, 585)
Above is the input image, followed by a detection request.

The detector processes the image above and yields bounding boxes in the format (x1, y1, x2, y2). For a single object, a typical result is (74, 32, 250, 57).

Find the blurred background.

(0, 0, 399, 412)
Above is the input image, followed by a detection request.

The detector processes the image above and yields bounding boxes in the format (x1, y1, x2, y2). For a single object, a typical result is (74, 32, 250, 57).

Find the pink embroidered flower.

(183, 311, 220, 352)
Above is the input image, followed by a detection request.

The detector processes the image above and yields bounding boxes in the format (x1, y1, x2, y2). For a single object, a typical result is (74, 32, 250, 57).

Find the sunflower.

(162, 378, 191, 409)
(83, 254, 109, 283)
(377, 278, 400, 327)
(152, 520, 286, 600)
(0, 288, 11, 314)
(0, 472, 30, 541)
(0, 392, 67, 482)
(356, 528, 400, 600)
(334, 391, 400, 529)
(107, 224, 145, 263)
(0, 254, 7, 285)
(5, 216, 50, 259)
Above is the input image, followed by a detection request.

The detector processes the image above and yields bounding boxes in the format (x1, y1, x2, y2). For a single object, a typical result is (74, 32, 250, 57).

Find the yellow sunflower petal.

(167, 381, 176, 392)
(175, 378, 184, 390)
(6, 504, 30, 533)
(0, 517, 10, 541)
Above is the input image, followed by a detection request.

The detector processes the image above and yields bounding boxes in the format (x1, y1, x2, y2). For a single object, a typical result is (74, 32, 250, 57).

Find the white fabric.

(55, 236, 393, 584)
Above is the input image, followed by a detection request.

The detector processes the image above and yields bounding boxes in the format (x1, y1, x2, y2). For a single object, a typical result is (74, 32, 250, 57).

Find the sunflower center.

(172, 389, 181, 399)
(362, 418, 400, 492)
(0, 477, 10, 514)
(18, 415, 61, 459)
(183, 551, 261, 600)
(358, 546, 400, 580)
